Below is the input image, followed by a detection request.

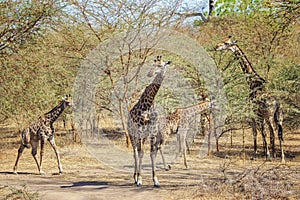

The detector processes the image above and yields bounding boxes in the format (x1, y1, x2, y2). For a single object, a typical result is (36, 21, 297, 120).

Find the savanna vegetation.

(0, 0, 299, 199)
(1, 0, 298, 129)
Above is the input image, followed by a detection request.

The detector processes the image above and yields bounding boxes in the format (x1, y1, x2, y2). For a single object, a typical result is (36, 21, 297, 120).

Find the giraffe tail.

(278, 124, 283, 142)
(21, 128, 31, 148)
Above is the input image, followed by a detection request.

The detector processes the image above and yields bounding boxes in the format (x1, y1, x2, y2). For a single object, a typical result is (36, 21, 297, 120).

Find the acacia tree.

(70, 0, 184, 146)
(197, 0, 300, 152)
(0, 1, 67, 123)
(0, 1, 65, 55)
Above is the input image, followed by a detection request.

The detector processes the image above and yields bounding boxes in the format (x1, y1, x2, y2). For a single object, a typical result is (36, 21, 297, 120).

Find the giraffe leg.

(39, 138, 46, 175)
(260, 119, 271, 161)
(48, 136, 63, 174)
(129, 128, 139, 185)
(168, 132, 182, 170)
(186, 138, 191, 154)
(158, 146, 168, 171)
(150, 137, 160, 187)
(276, 106, 285, 163)
(266, 117, 275, 159)
(136, 138, 143, 187)
(279, 139, 285, 164)
(132, 147, 139, 184)
(182, 131, 188, 169)
(251, 118, 258, 160)
(31, 140, 43, 174)
(13, 144, 26, 174)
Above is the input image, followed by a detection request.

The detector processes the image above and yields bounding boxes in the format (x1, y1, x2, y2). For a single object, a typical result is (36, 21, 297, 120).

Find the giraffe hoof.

(136, 181, 142, 187)
(154, 183, 160, 188)
(13, 171, 18, 175)
(167, 165, 172, 170)
(39, 171, 45, 175)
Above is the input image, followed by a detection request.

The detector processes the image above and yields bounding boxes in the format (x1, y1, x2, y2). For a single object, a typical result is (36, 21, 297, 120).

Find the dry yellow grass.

(0, 123, 299, 200)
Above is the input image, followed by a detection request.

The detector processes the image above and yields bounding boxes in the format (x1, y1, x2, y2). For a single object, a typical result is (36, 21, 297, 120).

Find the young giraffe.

(158, 99, 213, 170)
(13, 94, 74, 174)
(215, 36, 284, 163)
(127, 56, 171, 188)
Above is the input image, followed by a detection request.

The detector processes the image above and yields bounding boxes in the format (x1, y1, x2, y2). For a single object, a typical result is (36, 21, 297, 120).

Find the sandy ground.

(1, 128, 300, 200)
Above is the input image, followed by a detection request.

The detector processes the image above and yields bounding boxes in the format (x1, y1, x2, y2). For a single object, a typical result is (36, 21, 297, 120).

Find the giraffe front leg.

(260, 121, 271, 162)
(39, 138, 46, 175)
(150, 138, 160, 188)
(13, 144, 26, 174)
(158, 146, 168, 171)
(136, 139, 144, 187)
(48, 136, 63, 174)
(278, 124, 285, 163)
(132, 147, 139, 184)
(182, 130, 189, 169)
(280, 140, 285, 164)
(251, 118, 258, 160)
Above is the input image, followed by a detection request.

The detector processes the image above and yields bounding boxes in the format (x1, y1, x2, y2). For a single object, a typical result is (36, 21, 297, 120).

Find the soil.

(1, 126, 300, 200)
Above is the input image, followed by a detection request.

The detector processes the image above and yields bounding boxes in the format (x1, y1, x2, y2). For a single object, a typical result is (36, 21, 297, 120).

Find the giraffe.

(215, 36, 284, 163)
(13, 94, 74, 174)
(158, 99, 214, 170)
(127, 56, 171, 188)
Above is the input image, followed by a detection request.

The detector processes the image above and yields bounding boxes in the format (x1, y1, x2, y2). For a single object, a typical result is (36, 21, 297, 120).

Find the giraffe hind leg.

(21, 128, 30, 148)
(150, 137, 160, 187)
(13, 128, 31, 174)
(31, 140, 44, 174)
(13, 144, 26, 174)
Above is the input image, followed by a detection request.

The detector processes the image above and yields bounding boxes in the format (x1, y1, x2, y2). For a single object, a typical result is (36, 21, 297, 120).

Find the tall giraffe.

(127, 56, 171, 188)
(13, 94, 74, 174)
(215, 36, 284, 163)
(158, 99, 213, 170)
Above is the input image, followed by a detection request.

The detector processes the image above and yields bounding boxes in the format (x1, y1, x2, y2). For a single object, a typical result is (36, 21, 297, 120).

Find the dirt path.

(0, 170, 164, 200)
(1, 129, 300, 199)
(0, 140, 214, 200)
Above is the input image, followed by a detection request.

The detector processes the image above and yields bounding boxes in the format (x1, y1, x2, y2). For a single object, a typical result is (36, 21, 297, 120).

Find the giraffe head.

(215, 36, 237, 51)
(62, 94, 74, 108)
(147, 55, 171, 78)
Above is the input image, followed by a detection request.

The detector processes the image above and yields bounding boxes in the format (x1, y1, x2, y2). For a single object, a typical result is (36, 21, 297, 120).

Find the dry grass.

(0, 121, 299, 199)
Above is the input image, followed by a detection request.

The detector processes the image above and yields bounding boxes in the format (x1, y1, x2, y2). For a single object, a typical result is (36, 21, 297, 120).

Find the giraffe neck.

(44, 101, 68, 124)
(130, 72, 165, 124)
(178, 101, 211, 119)
(230, 45, 265, 99)
(230, 45, 258, 75)
(133, 73, 164, 111)
(162, 101, 211, 136)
